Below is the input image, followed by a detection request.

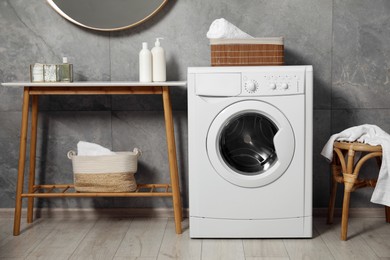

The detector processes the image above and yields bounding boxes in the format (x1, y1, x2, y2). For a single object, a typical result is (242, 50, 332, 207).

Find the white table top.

(1, 81, 187, 87)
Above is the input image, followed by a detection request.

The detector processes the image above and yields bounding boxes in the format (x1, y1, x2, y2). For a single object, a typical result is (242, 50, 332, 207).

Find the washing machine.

(187, 66, 313, 238)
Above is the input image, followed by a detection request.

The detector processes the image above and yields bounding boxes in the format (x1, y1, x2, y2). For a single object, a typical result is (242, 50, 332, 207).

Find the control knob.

(245, 80, 258, 92)
(281, 83, 289, 90)
(269, 83, 277, 90)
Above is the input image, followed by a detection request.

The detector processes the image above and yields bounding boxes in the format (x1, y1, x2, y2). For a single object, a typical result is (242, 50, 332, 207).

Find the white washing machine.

(187, 66, 313, 238)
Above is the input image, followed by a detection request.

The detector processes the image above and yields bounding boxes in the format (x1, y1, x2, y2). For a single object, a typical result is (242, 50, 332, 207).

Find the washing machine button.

(245, 80, 258, 92)
(269, 83, 277, 90)
(281, 83, 289, 90)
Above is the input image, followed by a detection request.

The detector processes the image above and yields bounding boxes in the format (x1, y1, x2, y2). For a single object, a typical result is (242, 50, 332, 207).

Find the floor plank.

(243, 238, 288, 258)
(113, 257, 157, 260)
(315, 218, 380, 260)
(245, 257, 290, 260)
(157, 218, 201, 260)
(69, 218, 131, 260)
(348, 218, 390, 258)
(202, 239, 245, 260)
(0, 218, 54, 258)
(115, 218, 168, 258)
(0, 218, 14, 244)
(25, 218, 96, 260)
(283, 228, 334, 260)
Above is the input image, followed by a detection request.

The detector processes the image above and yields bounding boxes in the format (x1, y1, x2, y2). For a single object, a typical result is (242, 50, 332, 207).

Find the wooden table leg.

(27, 96, 39, 223)
(14, 87, 30, 235)
(162, 86, 182, 234)
(386, 206, 390, 223)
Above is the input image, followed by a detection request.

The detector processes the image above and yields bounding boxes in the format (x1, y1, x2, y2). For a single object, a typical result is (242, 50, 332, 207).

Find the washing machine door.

(207, 100, 295, 188)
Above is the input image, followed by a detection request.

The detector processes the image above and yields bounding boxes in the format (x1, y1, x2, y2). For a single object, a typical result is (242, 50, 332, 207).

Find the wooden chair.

(327, 141, 390, 240)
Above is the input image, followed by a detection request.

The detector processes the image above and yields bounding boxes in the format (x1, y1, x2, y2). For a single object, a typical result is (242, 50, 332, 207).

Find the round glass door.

(219, 113, 278, 176)
(207, 100, 295, 188)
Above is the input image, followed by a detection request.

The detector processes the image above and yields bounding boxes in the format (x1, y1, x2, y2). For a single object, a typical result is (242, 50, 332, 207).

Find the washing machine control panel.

(242, 71, 304, 96)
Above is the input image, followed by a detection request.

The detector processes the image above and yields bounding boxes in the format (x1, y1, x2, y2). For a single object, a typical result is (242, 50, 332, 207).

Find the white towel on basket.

(321, 124, 390, 207)
(206, 18, 253, 39)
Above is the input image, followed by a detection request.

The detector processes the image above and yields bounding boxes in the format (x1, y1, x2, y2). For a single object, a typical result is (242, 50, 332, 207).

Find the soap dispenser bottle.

(151, 38, 166, 82)
(57, 57, 73, 82)
(139, 42, 152, 82)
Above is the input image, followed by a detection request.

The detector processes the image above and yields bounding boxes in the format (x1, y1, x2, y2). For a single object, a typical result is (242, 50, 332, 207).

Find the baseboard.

(0, 207, 386, 219)
(313, 207, 387, 218)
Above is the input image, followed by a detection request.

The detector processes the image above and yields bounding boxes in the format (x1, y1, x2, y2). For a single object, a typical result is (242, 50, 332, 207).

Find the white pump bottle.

(139, 42, 152, 82)
(151, 38, 166, 82)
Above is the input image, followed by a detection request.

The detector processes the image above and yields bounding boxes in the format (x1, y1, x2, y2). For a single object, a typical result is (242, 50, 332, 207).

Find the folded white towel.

(321, 124, 390, 207)
(77, 141, 116, 156)
(206, 18, 253, 39)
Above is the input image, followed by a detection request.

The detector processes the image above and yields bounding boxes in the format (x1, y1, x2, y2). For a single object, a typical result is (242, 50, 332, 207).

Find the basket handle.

(133, 148, 142, 158)
(67, 150, 77, 159)
(68, 149, 141, 158)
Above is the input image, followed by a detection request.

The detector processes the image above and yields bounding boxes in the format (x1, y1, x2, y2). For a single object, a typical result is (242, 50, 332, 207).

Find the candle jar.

(30, 64, 44, 82)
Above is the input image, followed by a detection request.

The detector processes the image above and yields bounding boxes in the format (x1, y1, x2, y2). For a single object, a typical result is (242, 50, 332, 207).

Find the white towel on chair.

(321, 124, 390, 207)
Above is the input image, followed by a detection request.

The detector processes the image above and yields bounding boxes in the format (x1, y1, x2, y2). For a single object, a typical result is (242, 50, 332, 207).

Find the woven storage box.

(67, 148, 141, 193)
(210, 37, 284, 66)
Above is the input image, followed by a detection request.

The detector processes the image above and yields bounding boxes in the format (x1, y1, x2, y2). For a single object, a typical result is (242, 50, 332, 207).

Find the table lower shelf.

(21, 183, 173, 198)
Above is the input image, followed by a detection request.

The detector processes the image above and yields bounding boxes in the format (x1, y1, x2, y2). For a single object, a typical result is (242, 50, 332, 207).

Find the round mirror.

(47, 0, 168, 31)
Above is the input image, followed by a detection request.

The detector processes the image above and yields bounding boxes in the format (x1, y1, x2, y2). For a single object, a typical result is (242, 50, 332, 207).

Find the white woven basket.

(67, 148, 141, 193)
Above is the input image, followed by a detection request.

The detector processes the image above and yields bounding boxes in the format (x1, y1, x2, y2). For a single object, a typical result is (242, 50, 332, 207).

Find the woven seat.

(327, 141, 390, 240)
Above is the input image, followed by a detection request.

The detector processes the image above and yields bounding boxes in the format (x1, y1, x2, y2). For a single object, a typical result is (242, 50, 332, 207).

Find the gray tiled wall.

(0, 0, 388, 209)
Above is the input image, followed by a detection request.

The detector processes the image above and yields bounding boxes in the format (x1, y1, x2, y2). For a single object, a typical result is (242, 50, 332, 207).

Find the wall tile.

(331, 109, 390, 134)
(0, 137, 20, 208)
(0, 112, 21, 140)
(0, 87, 23, 112)
(313, 110, 332, 208)
(333, 0, 390, 109)
(0, 111, 31, 208)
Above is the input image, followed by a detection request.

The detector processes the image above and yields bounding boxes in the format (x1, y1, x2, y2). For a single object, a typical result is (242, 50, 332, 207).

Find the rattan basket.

(67, 148, 141, 193)
(210, 37, 284, 66)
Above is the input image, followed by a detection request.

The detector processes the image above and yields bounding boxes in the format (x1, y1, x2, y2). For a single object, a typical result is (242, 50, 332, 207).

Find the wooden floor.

(0, 217, 389, 259)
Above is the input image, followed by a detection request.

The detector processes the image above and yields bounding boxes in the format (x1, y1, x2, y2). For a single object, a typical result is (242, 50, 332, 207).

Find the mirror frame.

(47, 0, 168, 32)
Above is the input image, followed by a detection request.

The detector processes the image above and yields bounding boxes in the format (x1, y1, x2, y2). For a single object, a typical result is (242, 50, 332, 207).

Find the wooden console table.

(1, 81, 186, 236)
